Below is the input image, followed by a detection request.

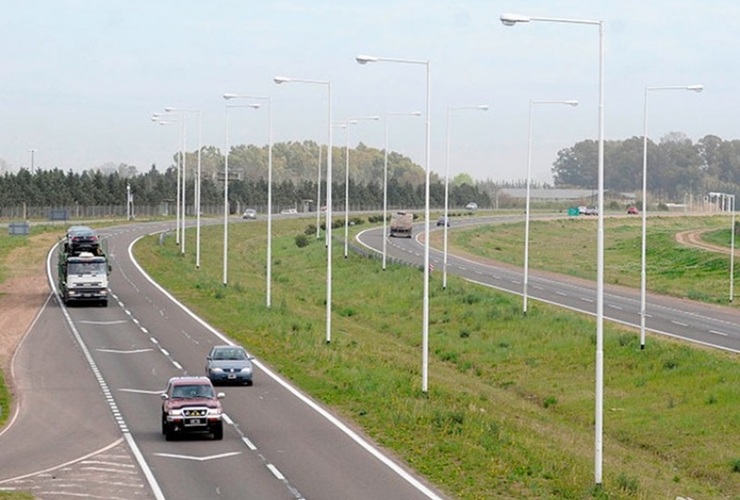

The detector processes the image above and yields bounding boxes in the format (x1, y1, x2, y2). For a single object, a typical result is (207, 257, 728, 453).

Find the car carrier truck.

(58, 232, 111, 306)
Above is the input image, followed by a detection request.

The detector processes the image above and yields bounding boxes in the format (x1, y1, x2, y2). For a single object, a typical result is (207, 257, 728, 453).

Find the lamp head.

(564, 100, 579, 106)
(273, 76, 291, 84)
(687, 85, 703, 93)
(410, 111, 422, 116)
(356, 54, 378, 65)
(500, 13, 530, 26)
(164, 107, 176, 112)
(223, 93, 238, 100)
(478, 105, 490, 111)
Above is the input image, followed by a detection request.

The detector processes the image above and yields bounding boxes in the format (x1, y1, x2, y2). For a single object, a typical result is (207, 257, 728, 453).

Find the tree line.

(0, 140, 491, 212)
(552, 132, 740, 200)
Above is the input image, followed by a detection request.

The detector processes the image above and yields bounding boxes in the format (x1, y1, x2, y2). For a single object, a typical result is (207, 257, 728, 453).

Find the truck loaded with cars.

(58, 226, 111, 306)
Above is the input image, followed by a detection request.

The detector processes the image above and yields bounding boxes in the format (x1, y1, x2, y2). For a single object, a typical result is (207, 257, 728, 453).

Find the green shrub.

(295, 234, 310, 248)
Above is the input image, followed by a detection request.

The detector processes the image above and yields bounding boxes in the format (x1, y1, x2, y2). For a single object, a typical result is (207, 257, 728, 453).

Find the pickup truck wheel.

(164, 427, 175, 441)
(212, 422, 223, 440)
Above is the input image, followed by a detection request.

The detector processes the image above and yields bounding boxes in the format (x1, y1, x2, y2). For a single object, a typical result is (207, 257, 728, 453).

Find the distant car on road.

(280, 208, 298, 215)
(242, 209, 257, 220)
(627, 206, 639, 215)
(205, 345, 254, 386)
(436, 216, 450, 227)
(465, 202, 478, 211)
(160, 376, 225, 440)
(579, 206, 598, 216)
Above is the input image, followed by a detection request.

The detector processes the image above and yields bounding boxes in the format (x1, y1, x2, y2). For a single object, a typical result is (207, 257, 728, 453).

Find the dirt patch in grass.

(0, 233, 57, 383)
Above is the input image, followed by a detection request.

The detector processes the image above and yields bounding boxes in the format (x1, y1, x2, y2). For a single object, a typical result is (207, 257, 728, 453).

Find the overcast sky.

(2, 1, 738, 184)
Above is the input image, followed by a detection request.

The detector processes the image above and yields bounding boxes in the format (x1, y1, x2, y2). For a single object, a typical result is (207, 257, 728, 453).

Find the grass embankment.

(448, 215, 739, 305)
(135, 215, 739, 499)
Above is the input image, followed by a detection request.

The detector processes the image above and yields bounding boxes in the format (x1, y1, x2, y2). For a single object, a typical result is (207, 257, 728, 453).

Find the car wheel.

(245, 380, 253, 387)
(212, 422, 223, 440)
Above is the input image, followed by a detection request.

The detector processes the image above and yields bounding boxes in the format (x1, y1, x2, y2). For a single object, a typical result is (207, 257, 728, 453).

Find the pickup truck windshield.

(68, 262, 107, 275)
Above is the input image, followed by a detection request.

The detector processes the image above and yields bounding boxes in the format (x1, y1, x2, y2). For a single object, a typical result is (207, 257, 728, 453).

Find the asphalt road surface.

(0, 219, 448, 500)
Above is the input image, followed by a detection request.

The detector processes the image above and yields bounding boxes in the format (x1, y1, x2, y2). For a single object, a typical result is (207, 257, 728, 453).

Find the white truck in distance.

(58, 227, 111, 306)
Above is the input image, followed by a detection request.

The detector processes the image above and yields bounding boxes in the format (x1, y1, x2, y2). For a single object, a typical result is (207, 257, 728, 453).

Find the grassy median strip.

(448, 214, 737, 304)
(134, 216, 738, 499)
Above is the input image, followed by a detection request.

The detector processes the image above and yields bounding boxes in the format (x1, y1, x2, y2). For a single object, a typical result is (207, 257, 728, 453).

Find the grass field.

(131, 214, 739, 499)
(446, 214, 738, 305)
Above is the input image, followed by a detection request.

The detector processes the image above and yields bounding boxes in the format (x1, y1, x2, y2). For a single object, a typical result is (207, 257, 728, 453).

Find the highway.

(1, 213, 737, 499)
(0, 220, 448, 500)
(357, 215, 740, 354)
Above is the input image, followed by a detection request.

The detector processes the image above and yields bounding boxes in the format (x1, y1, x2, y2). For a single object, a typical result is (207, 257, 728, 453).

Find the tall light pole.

(224, 93, 274, 308)
(523, 100, 578, 312)
(316, 144, 323, 240)
(274, 76, 333, 340)
(382, 111, 421, 270)
(731, 194, 736, 303)
(342, 115, 379, 258)
(152, 114, 183, 247)
(443, 104, 489, 289)
(156, 111, 188, 255)
(501, 12, 606, 487)
(166, 107, 202, 268)
(640, 84, 703, 349)
(28, 148, 37, 170)
(357, 53, 432, 393)
(221, 100, 261, 287)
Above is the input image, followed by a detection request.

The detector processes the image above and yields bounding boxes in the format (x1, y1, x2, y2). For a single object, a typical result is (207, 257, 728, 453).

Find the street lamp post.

(224, 93, 274, 308)
(274, 76, 333, 340)
(443, 105, 489, 289)
(316, 145, 323, 240)
(357, 53, 432, 393)
(640, 84, 703, 348)
(166, 107, 202, 268)
(731, 195, 736, 303)
(523, 100, 578, 313)
(28, 148, 37, 170)
(221, 100, 261, 287)
(341, 116, 378, 258)
(501, 12, 606, 487)
(153, 114, 183, 247)
(382, 111, 421, 270)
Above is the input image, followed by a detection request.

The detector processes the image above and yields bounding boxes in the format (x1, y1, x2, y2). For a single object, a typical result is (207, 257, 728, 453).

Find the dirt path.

(674, 228, 740, 255)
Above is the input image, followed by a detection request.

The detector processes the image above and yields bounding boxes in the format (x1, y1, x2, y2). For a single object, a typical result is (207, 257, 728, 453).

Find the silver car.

(205, 345, 254, 386)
